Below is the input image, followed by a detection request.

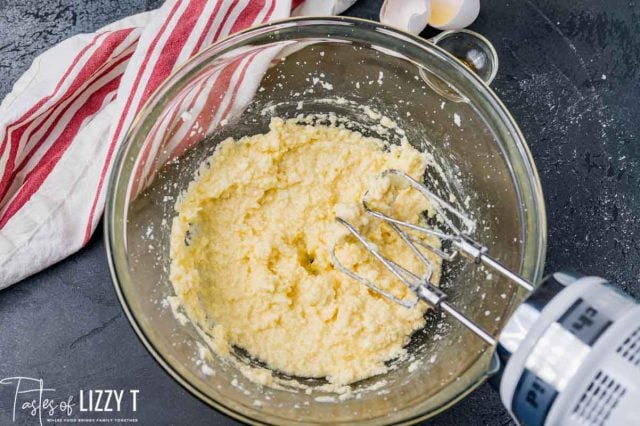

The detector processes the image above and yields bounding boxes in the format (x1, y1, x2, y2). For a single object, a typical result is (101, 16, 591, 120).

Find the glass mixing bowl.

(105, 17, 546, 425)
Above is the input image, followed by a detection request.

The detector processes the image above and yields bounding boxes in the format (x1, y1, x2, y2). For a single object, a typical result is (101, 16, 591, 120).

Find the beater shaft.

(414, 279, 497, 345)
(454, 235, 535, 292)
(438, 302, 496, 345)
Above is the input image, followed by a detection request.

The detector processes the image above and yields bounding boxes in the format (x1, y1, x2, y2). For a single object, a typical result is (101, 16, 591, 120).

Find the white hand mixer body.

(332, 170, 640, 426)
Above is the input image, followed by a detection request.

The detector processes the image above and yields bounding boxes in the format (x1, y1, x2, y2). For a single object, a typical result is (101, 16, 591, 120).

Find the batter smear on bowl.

(169, 117, 442, 386)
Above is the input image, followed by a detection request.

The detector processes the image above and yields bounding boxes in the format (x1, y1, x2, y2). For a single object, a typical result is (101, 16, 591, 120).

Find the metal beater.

(331, 169, 640, 426)
(331, 169, 532, 345)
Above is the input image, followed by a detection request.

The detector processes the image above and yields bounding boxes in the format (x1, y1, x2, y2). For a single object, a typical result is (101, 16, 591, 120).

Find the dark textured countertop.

(1, 0, 639, 425)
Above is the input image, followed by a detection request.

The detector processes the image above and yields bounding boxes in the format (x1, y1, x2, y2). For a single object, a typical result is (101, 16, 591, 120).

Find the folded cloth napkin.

(0, 0, 356, 289)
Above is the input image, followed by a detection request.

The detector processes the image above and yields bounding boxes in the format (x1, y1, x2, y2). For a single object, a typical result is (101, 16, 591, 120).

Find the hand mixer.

(332, 169, 640, 426)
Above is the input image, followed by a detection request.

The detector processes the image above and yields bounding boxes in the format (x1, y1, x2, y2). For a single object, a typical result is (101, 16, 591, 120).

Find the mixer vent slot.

(572, 370, 626, 426)
(616, 325, 640, 366)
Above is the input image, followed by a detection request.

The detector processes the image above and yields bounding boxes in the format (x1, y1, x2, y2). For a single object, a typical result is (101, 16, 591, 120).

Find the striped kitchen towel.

(0, 0, 357, 289)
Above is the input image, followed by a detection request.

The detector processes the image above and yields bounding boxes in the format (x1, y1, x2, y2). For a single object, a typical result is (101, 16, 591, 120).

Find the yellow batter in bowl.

(169, 117, 442, 386)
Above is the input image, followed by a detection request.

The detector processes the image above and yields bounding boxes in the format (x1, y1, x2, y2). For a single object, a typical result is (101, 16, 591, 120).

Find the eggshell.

(380, 0, 431, 35)
(429, 0, 480, 30)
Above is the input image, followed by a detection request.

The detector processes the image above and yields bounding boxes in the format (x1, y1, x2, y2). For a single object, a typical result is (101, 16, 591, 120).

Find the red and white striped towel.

(0, 0, 356, 289)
